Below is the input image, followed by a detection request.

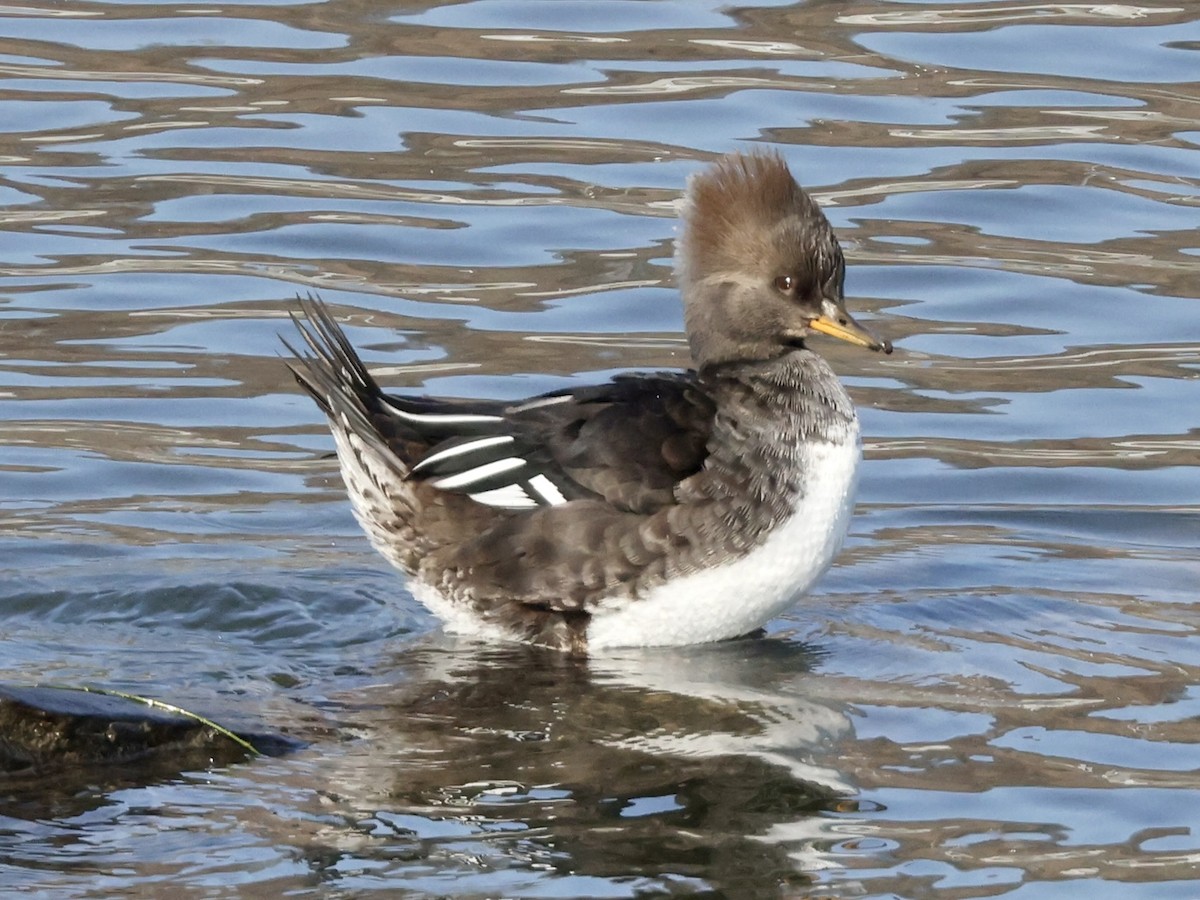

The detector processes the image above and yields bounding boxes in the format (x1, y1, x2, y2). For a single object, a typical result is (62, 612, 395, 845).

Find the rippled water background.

(1, 0, 1198, 895)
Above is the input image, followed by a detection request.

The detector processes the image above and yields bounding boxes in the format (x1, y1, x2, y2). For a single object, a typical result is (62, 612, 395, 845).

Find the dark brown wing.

(510, 372, 715, 514)
(400, 372, 715, 514)
(286, 293, 715, 516)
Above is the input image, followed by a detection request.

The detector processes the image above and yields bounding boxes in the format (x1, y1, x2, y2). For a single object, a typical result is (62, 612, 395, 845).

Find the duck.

(285, 150, 891, 654)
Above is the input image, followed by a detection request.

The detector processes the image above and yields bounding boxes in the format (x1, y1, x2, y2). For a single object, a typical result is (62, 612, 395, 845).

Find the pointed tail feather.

(283, 293, 410, 476)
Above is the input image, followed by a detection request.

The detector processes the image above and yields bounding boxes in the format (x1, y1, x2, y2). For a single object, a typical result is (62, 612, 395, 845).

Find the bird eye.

(773, 275, 795, 294)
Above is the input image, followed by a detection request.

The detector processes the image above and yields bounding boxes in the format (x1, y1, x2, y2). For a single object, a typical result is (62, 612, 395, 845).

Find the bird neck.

(700, 349, 858, 445)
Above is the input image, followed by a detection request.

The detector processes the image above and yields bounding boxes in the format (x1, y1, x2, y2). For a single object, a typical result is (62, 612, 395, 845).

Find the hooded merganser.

(286, 151, 891, 653)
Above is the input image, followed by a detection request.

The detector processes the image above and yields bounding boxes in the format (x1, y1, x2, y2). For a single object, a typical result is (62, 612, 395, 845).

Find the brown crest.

(678, 150, 828, 282)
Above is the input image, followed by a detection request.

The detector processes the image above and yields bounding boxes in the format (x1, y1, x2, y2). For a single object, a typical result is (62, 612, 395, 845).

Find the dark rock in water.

(0, 684, 298, 775)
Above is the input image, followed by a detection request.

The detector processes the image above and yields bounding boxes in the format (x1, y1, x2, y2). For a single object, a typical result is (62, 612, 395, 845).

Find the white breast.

(586, 424, 861, 649)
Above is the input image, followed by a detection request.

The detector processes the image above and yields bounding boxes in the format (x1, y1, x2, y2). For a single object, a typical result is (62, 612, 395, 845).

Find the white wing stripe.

(511, 394, 573, 412)
(382, 399, 503, 426)
(412, 435, 515, 472)
(430, 457, 525, 490)
(527, 474, 567, 505)
(469, 485, 537, 509)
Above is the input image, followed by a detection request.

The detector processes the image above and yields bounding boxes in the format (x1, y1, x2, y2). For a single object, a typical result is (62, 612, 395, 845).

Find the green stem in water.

(42, 684, 262, 758)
